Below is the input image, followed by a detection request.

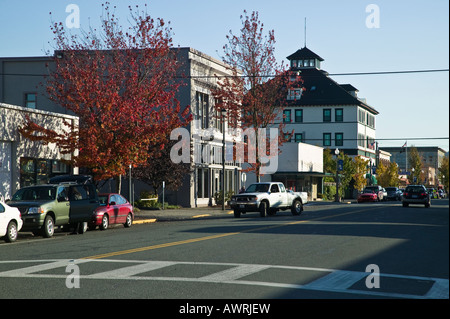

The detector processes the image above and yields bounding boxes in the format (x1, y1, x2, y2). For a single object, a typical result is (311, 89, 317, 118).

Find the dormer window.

(287, 88, 303, 100)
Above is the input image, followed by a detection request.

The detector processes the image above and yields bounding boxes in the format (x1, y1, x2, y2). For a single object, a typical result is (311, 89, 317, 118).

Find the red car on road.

(90, 193, 134, 230)
(357, 188, 379, 203)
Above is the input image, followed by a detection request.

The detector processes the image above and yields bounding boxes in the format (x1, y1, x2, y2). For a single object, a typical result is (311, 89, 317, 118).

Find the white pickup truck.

(229, 182, 308, 218)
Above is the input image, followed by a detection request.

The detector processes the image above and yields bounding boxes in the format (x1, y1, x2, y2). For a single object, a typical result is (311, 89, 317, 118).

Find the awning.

(365, 174, 377, 184)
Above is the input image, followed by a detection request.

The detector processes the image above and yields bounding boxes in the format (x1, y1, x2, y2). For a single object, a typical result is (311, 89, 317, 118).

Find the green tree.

(338, 152, 355, 198)
(377, 161, 400, 187)
(408, 147, 422, 184)
(438, 156, 449, 191)
(353, 156, 369, 191)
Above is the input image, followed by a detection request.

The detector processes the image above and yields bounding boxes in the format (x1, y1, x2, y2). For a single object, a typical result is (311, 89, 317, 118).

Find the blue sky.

(1, 0, 448, 151)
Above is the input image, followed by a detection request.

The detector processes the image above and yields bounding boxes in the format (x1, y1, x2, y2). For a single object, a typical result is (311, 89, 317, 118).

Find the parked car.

(0, 201, 23, 242)
(89, 193, 134, 230)
(7, 175, 99, 237)
(438, 189, 446, 199)
(360, 185, 384, 201)
(229, 182, 308, 218)
(402, 185, 431, 208)
(357, 188, 379, 203)
(381, 188, 388, 201)
(385, 187, 403, 201)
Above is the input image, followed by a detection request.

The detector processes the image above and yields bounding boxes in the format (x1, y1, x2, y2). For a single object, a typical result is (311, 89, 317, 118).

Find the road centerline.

(81, 207, 378, 260)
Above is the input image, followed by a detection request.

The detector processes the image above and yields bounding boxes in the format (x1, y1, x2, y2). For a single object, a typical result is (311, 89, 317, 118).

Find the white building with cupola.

(280, 46, 379, 164)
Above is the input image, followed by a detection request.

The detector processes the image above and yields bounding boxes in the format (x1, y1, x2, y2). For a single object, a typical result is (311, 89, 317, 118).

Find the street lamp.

(221, 108, 227, 211)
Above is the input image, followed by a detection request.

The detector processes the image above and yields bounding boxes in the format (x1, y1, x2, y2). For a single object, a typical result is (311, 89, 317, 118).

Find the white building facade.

(0, 102, 78, 200)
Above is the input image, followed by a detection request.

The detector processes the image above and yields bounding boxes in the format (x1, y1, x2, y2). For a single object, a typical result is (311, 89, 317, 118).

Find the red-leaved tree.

(19, 3, 191, 188)
(212, 10, 303, 182)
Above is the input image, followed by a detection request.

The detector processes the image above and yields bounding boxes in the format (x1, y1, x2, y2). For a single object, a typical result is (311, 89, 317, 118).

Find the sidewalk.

(133, 200, 355, 224)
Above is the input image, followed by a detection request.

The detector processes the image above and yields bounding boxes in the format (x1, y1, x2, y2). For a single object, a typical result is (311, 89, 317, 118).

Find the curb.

(133, 218, 157, 224)
(133, 210, 234, 224)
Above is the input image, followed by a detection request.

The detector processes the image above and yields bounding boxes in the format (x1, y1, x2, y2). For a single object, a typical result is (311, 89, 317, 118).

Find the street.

(0, 200, 448, 301)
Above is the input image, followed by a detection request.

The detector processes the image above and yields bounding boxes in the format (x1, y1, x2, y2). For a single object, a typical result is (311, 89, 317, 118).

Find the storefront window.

(20, 157, 71, 187)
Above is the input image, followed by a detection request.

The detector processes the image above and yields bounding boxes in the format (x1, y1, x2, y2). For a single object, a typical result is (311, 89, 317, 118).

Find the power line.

(0, 68, 448, 78)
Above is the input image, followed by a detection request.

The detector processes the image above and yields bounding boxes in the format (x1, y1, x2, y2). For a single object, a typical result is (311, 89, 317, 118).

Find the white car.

(230, 182, 308, 218)
(0, 201, 23, 242)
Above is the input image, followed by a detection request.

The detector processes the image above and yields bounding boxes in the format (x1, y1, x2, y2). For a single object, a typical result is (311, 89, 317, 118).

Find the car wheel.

(124, 213, 133, 228)
(425, 202, 430, 208)
(43, 215, 55, 238)
(259, 201, 268, 217)
(233, 209, 241, 218)
(100, 214, 109, 230)
(77, 222, 88, 234)
(402, 202, 409, 207)
(291, 199, 303, 216)
(5, 221, 18, 243)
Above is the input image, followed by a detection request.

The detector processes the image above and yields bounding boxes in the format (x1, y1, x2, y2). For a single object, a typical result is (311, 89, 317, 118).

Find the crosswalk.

(0, 259, 448, 299)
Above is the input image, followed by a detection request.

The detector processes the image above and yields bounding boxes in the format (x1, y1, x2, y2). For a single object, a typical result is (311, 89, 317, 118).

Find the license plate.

(412, 195, 418, 198)
(240, 205, 245, 208)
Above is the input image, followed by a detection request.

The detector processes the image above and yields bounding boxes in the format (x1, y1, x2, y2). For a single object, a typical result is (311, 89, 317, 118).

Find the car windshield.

(385, 187, 397, 192)
(405, 186, 425, 193)
(363, 188, 376, 193)
(245, 184, 270, 193)
(12, 186, 56, 201)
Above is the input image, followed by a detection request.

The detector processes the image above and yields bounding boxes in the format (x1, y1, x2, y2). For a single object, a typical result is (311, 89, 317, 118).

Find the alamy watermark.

(65, 260, 80, 289)
(170, 121, 279, 174)
(365, 4, 380, 29)
(365, 263, 381, 289)
(65, 4, 80, 29)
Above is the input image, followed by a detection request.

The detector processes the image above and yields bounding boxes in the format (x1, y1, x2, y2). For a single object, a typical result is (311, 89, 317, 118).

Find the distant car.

(402, 185, 431, 208)
(89, 193, 133, 230)
(385, 187, 403, 201)
(357, 188, 379, 203)
(427, 188, 438, 199)
(381, 188, 388, 201)
(361, 185, 384, 201)
(438, 189, 446, 199)
(0, 201, 23, 242)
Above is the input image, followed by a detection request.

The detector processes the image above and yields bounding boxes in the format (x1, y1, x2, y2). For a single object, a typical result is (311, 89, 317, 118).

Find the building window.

(358, 109, 365, 123)
(196, 92, 209, 129)
(284, 133, 292, 142)
(295, 109, 303, 122)
(295, 133, 303, 143)
(335, 133, 343, 146)
(287, 89, 302, 100)
(323, 109, 331, 122)
(283, 109, 291, 123)
(20, 157, 70, 188)
(24, 93, 37, 109)
(196, 168, 209, 198)
(358, 133, 365, 147)
(335, 108, 343, 122)
(323, 133, 331, 146)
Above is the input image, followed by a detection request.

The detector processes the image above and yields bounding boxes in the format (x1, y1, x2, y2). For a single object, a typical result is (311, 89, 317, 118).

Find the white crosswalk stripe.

(0, 259, 447, 299)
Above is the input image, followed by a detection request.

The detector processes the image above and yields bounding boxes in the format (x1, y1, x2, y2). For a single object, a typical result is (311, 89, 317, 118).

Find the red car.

(90, 193, 134, 230)
(357, 188, 379, 203)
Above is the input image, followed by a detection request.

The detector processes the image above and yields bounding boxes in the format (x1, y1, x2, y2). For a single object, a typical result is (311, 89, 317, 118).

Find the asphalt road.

(0, 199, 448, 303)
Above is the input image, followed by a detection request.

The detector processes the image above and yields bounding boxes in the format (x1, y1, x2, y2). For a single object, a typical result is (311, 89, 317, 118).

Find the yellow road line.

(82, 207, 376, 260)
(192, 214, 211, 218)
